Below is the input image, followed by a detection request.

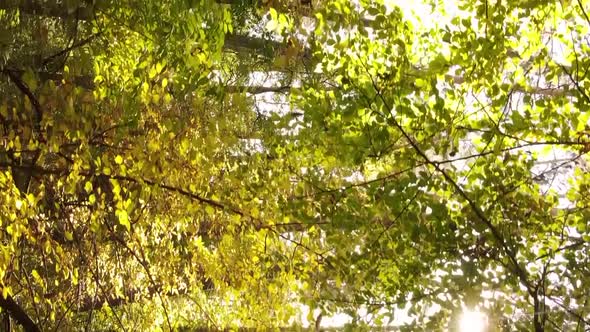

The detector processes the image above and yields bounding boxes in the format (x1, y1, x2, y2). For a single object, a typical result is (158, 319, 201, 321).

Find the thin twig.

(42, 33, 101, 67)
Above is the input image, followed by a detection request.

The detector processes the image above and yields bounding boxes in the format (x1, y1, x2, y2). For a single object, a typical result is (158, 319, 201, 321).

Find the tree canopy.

(1, 0, 590, 331)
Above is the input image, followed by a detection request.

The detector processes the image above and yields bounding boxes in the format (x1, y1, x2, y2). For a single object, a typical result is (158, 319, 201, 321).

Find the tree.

(1, 0, 589, 331)
(1, 1, 298, 330)
(279, 0, 590, 330)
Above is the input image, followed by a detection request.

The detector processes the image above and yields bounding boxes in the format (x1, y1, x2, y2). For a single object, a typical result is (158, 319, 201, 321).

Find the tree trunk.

(533, 296, 545, 332)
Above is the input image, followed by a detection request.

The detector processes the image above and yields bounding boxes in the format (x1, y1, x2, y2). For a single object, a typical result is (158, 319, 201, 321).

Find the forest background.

(1, 0, 590, 331)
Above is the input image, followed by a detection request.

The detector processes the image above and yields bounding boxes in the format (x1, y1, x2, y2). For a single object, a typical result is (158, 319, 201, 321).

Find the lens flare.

(460, 310, 487, 332)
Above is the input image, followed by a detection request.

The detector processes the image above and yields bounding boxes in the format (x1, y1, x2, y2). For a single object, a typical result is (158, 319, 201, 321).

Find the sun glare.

(460, 310, 487, 332)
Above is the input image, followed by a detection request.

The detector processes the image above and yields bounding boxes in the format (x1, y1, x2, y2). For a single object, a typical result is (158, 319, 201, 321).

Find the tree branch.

(0, 286, 40, 332)
(42, 33, 101, 67)
(361, 60, 536, 297)
(0, 162, 246, 218)
(576, 0, 590, 28)
(560, 64, 590, 104)
(535, 240, 587, 261)
(2, 69, 43, 126)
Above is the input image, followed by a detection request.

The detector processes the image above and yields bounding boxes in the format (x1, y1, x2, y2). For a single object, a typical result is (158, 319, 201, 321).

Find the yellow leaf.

(152, 93, 160, 103)
(84, 181, 93, 193)
(205, 205, 215, 216)
(117, 210, 130, 231)
(32, 269, 41, 281)
(149, 66, 157, 79)
(2, 286, 10, 299)
(251, 207, 260, 218)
